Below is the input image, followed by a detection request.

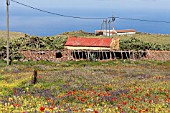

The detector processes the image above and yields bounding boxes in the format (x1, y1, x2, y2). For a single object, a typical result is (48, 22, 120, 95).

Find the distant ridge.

(0, 30, 25, 39)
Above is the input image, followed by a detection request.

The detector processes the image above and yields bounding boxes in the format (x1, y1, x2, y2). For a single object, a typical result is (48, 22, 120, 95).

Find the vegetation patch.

(0, 60, 169, 112)
(0, 31, 170, 61)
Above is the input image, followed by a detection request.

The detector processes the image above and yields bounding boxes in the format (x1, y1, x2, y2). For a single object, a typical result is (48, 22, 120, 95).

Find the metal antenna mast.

(108, 19, 111, 37)
(6, 0, 10, 65)
(106, 19, 108, 36)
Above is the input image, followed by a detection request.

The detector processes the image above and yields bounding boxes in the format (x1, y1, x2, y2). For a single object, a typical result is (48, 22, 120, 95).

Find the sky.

(0, 0, 170, 36)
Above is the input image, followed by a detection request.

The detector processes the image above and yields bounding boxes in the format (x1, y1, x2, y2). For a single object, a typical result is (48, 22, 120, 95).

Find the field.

(0, 60, 170, 112)
(0, 30, 170, 112)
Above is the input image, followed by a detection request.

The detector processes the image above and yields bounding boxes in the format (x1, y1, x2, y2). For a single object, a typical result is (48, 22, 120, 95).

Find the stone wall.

(20, 50, 72, 62)
(19, 50, 170, 62)
(146, 50, 170, 61)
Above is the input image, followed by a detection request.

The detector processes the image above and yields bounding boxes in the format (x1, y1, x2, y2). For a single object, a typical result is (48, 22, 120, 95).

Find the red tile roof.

(95, 29, 136, 35)
(116, 29, 136, 33)
(65, 36, 112, 47)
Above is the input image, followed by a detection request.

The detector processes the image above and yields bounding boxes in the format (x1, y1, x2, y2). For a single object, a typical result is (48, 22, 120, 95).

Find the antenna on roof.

(112, 17, 115, 22)
(108, 19, 111, 37)
(105, 19, 108, 36)
(101, 19, 105, 30)
(111, 14, 117, 35)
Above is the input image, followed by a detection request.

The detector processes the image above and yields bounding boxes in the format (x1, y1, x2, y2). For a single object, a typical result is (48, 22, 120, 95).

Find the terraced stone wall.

(20, 50, 72, 62)
(146, 50, 170, 61)
(19, 50, 170, 62)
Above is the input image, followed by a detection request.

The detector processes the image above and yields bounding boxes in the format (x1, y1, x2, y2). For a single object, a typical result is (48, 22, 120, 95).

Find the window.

(56, 52, 62, 58)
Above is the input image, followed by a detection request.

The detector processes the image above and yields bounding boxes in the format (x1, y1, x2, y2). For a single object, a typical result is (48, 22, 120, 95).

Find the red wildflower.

(81, 108, 84, 111)
(67, 91, 72, 95)
(128, 95, 131, 99)
(40, 106, 45, 112)
(13, 90, 17, 94)
(81, 98, 86, 102)
(79, 91, 83, 94)
(46, 98, 50, 101)
(145, 108, 148, 111)
(93, 91, 96, 94)
(74, 110, 78, 112)
(49, 107, 53, 110)
(123, 101, 127, 105)
(130, 106, 133, 109)
(159, 88, 162, 92)
(134, 107, 136, 110)
(166, 94, 169, 98)
(154, 96, 158, 99)
(164, 89, 168, 93)
(13, 104, 19, 107)
(94, 110, 99, 113)
(117, 105, 122, 110)
(149, 99, 153, 103)
(139, 110, 142, 113)
(37, 75, 42, 78)
(111, 97, 115, 102)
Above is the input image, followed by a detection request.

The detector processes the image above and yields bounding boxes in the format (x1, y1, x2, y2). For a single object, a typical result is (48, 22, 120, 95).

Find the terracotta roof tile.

(65, 36, 112, 47)
(116, 29, 136, 33)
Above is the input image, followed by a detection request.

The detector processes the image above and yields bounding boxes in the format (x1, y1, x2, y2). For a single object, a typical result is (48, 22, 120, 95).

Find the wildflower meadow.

(0, 60, 170, 113)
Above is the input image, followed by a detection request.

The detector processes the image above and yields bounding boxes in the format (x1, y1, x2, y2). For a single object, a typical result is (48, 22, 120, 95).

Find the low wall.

(20, 50, 72, 62)
(146, 50, 170, 61)
(18, 50, 170, 62)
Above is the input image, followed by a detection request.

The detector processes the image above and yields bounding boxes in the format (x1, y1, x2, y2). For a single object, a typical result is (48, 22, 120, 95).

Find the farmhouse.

(95, 29, 136, 36)
(64, 36, 119, 50)
(63, 36, 121, 60)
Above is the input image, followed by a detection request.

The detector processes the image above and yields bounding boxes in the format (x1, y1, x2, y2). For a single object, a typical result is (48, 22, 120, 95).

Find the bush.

(120, 38, 170, 51)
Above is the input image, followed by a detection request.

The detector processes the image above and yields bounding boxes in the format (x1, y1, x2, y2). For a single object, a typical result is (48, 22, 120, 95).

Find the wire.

(11, 0, 105, 20)
(11, 0, 170, 24)
(113, 16, 170, 24)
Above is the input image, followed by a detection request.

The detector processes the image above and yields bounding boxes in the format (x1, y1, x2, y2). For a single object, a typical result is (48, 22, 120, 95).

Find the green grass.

(118, 33, 170, 45)
(0, 60, 6, 67)
(61, 31, 170, 45)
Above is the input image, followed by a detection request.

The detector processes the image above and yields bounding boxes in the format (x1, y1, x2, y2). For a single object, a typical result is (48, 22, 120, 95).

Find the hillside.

(0, 30, 25, 40)
(1, 30, 170, 45)
(118, 33, 170, 45)
(0, 30, 170, 61)
(60, 30, 170, 45)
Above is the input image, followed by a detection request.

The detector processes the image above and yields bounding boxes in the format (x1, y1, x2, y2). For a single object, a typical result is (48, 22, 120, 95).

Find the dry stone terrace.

(19, 50, 170, 61)
(146, 50, 170, 61)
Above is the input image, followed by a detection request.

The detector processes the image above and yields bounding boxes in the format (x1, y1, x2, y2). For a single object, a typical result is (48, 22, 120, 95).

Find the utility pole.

(108, 19, 111, 37)
(6, 0, 10, 65)
(106, 19, 107, 36)
(101, 19, 104, 30)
